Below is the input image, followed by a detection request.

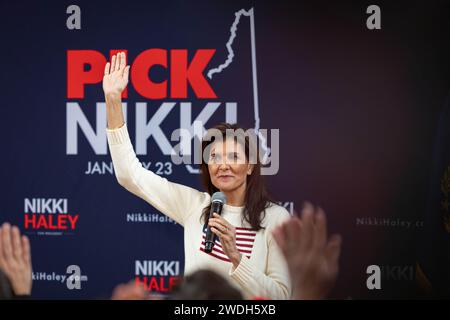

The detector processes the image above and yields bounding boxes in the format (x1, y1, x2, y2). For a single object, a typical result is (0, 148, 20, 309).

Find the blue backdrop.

(1, 0, 449, 299)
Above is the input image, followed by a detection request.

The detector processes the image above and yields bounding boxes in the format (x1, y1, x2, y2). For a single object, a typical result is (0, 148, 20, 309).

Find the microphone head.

(211, 192, 227, 204)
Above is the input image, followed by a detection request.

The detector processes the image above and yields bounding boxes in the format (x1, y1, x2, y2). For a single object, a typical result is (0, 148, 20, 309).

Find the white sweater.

(106, 124, 292, 299)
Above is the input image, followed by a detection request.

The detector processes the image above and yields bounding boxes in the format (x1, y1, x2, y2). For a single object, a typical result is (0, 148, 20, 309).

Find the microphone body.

(205, 192, 227, 253)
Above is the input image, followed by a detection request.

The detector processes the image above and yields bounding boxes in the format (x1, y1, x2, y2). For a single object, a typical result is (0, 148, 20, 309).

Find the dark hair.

(199, 123, 273, 231)
(171, 269, 243, 300)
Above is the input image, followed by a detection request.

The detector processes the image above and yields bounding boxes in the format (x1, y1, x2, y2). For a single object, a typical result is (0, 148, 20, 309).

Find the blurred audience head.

(171, 269, 243, 300)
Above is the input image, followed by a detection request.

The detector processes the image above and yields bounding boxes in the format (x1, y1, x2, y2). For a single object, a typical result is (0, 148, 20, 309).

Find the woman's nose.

(218, 162, 230, 170)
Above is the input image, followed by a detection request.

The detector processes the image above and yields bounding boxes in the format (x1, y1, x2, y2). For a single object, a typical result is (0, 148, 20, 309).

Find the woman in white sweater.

(103, 52, 292, 299)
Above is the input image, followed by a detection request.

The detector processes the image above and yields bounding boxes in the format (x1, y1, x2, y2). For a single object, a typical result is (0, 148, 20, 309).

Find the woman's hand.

(272, 202, 342, 300)
(208, 213, 242, 269)
(103, 52, 130, 98)
(103, 52, 129, 129)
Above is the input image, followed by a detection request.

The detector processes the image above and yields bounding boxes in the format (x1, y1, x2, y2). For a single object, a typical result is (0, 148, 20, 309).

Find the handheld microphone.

(205, 192, 227, 253)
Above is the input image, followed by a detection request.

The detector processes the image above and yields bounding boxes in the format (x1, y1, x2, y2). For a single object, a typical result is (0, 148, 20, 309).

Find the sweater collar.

(223, 204, 244, 213)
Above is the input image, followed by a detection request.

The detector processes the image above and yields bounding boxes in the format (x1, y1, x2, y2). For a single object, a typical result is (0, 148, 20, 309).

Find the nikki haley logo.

(134, 260, 182, 294)
(65, 8, 279, 176)
(23, 198, 79, 236)
(32, 265, 88, 290)
(199, 224, 256, 262)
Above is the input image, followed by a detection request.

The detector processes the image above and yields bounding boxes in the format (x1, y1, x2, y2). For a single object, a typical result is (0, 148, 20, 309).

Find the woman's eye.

(210, 154, 221, 162)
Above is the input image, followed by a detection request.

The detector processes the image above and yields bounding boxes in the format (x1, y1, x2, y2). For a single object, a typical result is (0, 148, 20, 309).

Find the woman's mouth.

(217, 175, 233, 181)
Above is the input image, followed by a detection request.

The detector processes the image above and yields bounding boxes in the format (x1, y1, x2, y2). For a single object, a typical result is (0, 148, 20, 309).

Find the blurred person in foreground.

(272, 202, 342, 300)
(111, 269, 243, 300)
(0, 222, 32, 299)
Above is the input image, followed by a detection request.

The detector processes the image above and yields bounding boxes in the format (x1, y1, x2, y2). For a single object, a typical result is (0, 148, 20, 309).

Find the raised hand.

(272, 202, 342, 300)
(0, 223, 32, 296)
(102, 52, 130, 98)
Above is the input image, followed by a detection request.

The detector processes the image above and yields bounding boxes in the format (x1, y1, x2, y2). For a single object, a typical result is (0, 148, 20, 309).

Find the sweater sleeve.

(228, 210, 292, 300)
(106, 123, 208, 227)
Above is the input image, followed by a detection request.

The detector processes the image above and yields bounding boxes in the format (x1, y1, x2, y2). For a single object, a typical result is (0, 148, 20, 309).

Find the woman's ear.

(247, 164, 254, 175)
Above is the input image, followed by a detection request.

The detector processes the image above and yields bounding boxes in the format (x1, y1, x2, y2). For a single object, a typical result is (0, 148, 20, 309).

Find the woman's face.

(207, 139, 253, 193)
